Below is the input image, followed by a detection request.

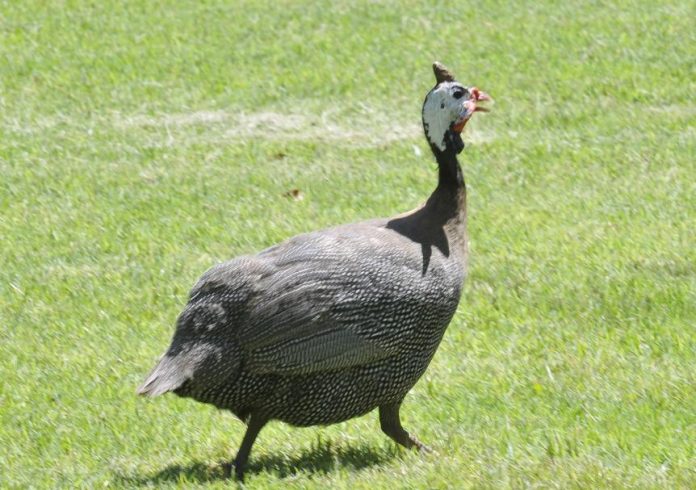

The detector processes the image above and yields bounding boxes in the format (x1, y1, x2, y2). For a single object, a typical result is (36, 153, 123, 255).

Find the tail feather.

(137, 355, 191, 397)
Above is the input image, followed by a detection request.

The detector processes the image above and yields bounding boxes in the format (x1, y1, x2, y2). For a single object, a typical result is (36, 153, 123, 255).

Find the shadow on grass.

(117, 439, 397, 485)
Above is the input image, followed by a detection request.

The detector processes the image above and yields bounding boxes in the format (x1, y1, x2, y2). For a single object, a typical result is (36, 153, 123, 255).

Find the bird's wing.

(238, 231, 423, 375)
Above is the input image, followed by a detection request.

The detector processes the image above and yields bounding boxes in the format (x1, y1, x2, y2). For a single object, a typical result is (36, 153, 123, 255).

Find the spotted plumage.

(138, 62, 490, 480)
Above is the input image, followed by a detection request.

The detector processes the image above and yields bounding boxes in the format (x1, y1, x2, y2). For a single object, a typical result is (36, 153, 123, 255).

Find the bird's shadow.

(117, 440, 398, 485)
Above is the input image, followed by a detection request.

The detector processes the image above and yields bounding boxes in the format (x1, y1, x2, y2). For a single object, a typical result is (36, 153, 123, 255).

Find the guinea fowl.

(138, 62, 490, 480)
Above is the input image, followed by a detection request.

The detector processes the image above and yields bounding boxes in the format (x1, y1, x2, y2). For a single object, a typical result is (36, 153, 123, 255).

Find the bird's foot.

(221, 460, 246, 482)
(403, 432, 433, 453)
(221, 461, 233, 479)
(413, 438, 433, 454)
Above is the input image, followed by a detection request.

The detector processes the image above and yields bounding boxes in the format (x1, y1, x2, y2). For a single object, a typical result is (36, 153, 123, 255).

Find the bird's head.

(422, 62, 491, 154)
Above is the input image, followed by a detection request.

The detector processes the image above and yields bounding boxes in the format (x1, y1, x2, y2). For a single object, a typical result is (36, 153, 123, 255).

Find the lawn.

(1, 0, 694, 487)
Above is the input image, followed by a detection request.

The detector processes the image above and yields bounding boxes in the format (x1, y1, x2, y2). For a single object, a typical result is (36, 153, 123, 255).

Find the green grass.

(1, 0, 695, 487)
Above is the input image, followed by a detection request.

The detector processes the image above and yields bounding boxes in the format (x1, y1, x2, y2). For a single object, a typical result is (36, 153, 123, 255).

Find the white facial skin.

(422, 81, 471, 152)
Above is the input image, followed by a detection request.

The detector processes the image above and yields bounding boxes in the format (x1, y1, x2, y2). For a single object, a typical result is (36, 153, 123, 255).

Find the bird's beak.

(471, 87, 492, 111)
(452, 87, 492, 133)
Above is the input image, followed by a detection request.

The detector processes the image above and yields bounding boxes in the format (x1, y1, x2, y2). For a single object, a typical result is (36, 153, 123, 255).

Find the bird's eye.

(452, 90, 465, 99)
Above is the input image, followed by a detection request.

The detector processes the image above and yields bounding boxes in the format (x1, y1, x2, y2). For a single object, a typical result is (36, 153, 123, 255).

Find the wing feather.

(238, 233, 418, 375)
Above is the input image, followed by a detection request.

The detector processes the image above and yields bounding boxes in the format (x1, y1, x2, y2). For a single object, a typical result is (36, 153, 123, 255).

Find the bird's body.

(152, 196, 465, 426)
(138, 62, 490, 479)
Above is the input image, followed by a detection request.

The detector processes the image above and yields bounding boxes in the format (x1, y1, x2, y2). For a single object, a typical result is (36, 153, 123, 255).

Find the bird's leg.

(223, 412, 267, 481)
(379, 402, 432, 452)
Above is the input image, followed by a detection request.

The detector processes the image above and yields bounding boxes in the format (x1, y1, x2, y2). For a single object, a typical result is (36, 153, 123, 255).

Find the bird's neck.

(430, 144, 466, 219)
(384, 142, 468, 262)
(434, 145, 464, 192)
(426, 144, 467, 255)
